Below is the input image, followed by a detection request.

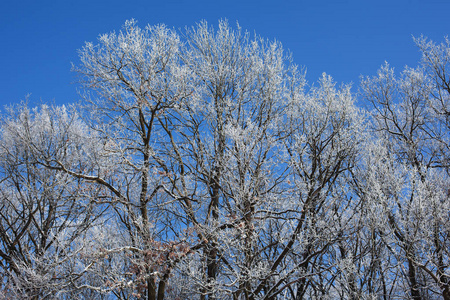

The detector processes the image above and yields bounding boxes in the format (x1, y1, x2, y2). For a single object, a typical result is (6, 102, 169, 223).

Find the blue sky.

(1, 0, 449, 108)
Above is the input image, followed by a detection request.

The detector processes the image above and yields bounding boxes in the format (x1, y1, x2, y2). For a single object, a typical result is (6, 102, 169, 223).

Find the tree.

(162, 20, 300, 299)
(359, 36, 450, 300)
(278, 74, 365, 299)
(0, 104, 105, 299)
(72, 19, 192, 300)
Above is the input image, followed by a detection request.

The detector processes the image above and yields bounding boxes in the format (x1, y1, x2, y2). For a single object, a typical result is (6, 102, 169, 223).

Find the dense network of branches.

(0, 20, 449, 300)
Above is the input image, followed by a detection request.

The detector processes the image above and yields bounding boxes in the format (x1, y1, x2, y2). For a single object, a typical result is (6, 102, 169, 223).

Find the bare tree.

(70, 20, 194, 300)
(153, 20, 301, 299)
(0, 104, 105, 299)
(360, 37, 450, 299)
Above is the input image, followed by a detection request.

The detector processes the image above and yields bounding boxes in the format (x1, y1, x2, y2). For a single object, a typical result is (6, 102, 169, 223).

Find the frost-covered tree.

(359, 36, 450, 300)
(278, 74, 365, 300)
(0, 104, 105, 299)
(72, 20, 192, 300)
(161, 20, 301, 299)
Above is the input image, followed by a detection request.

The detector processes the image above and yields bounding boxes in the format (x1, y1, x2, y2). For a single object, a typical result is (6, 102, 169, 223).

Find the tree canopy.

(1, 20, 449, 300)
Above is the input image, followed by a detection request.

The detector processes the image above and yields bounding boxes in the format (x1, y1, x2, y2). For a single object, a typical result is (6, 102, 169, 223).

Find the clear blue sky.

(1, 0, 449, 107)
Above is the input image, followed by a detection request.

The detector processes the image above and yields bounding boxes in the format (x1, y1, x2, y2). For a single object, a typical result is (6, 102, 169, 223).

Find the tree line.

(0, 20, 449, 300)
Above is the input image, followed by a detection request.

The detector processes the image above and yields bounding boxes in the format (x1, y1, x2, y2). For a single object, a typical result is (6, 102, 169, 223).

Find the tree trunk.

(408, 259, 422, 300)
(147, 277, 157, 300)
